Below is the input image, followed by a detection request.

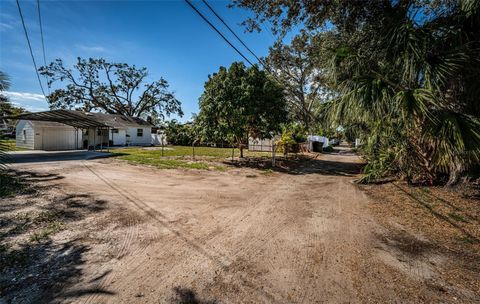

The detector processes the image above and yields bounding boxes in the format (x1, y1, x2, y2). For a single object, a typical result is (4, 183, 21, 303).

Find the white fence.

(248, 137, 277, 152)
(151, 133, 167, 145)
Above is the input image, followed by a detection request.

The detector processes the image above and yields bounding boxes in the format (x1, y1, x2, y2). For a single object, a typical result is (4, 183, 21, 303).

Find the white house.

(15, 110, 152, 151)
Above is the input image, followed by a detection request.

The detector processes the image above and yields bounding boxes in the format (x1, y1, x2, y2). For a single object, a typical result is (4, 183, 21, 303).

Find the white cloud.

(0, 22, 13, 31)
(3, 91, 49, 112)
(76, 44, 106, 52)
(3, 91, 46, 102)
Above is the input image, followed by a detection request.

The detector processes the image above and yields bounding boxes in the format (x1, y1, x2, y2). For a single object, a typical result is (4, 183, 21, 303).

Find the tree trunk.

(446, 159, 463, 187)
(239, 143, 244, 158)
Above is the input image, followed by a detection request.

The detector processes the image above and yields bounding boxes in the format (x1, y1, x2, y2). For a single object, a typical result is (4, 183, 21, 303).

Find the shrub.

(323, 145, 334, 153)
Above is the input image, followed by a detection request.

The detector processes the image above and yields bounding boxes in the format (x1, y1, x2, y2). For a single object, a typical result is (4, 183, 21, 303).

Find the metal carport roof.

(6, 109, 110, 129)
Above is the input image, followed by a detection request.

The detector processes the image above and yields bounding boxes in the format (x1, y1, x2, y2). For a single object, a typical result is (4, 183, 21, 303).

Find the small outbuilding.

(14, 110, 152, 151)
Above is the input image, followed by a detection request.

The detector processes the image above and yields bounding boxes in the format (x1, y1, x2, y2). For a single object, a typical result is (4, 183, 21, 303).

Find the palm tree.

(0, 71, 12, 169)
(324, 0, 480, 185)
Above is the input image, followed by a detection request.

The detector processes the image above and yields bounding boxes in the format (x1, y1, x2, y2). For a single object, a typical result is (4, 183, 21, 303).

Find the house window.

(137, 128, 143, 137)
(112, 129, 119, 134)
(97, 129, 102, 136)
(22, 130, 26, 142)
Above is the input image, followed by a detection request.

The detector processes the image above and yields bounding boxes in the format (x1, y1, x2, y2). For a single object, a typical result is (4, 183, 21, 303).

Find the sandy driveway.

(7, 152, 472, 303)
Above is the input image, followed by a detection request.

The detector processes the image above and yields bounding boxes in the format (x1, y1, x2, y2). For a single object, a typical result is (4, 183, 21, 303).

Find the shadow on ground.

(392, 183, 479, 244)
(6, 151, 113, 164)
(0, 169, 113, 303)
(223, 154, 364, 176)
(171, 287, 217, 304)
(364, 181, 480, 302)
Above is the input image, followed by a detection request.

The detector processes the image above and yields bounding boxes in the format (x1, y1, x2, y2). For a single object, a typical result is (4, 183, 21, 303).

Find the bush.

(323, 145, 334, 153)
(164, 120, 196, 146)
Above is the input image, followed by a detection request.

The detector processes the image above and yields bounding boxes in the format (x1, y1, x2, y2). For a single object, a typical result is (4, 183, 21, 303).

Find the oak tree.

(39, 58, 183, 119)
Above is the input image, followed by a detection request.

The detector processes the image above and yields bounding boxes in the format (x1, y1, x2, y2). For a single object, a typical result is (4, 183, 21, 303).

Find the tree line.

(233, 0, 480, 185)
(5, 0, 479, 185)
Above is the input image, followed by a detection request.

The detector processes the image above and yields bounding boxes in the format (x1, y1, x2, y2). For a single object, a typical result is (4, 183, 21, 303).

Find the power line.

(201, 0, 267, 70)
(16, 0, 47, 98)
(184, 0, 254, 66)
(37, 0, 49, 93)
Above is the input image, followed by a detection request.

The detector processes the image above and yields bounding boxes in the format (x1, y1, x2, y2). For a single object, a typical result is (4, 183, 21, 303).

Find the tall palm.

(324, 0, 480, 184)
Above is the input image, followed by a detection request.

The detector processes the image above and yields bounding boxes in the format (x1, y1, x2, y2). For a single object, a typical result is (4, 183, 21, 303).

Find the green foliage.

(164, 120, 196, 146)
(114, 146, 270, 162)
(29, 222, 63, 243)
(288, 123, 308, 143)
(265, 32, 331, 131)
(39, 58, 183, 119)
(278, 128, 296, 146)
(118, 154, 224, 171)
(323, 145, 334, 153)
(0, 71, 18, 170)
(276, 125, 306, 154)
(328, 3, 480, 184)
(196, 62, 288, 151)
(0, 139, 25, 151)
(0, 172, 24, 197)
(235, 1, 480, 184)
(315, 127, 336, 139)
(112, 146, 275, 170)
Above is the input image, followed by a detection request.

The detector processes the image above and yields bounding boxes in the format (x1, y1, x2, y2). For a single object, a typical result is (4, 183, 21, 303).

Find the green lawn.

(0, 139, 25, 151)
(112, 145, 272, 170)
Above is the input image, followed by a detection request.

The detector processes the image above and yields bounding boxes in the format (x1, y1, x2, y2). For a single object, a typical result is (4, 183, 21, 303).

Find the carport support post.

(107, 127, 110, 152)
(93, 127, 96, 151)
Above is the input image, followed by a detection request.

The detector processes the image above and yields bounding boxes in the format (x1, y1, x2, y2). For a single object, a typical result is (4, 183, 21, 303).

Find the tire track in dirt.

(57, 154, 367, 303)
(79, 163, 241, 302)
(118, 180, 294, 302)
(80, 163, 143, 304)
(198, 176, 319, 302)
(82, 163, 306, 303)
(11, 150, 376, 303)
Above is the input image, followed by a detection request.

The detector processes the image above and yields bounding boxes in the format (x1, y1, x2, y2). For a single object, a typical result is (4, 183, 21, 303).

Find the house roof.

(83, 112, 151, 128)
(30, 120, 77, 127)
(10, 109, 151, 129)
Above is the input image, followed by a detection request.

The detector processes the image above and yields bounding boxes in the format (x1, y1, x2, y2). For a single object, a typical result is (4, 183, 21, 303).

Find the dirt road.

(5, 151, 477, 303)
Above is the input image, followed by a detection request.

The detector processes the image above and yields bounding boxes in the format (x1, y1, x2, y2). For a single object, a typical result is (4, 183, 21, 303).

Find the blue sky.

(0, 0, 290, 121)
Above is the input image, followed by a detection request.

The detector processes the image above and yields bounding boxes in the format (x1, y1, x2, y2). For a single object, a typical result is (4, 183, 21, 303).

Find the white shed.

(16, 120, 82, 151)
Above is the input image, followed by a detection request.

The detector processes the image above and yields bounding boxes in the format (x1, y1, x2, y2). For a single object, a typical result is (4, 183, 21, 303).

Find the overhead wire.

(36, 0, 49, 93)
(184, 0, 254, 66)
(201, 0, 268, 70)
(195, 0, 286, 84)
(15, 0, 47, 98)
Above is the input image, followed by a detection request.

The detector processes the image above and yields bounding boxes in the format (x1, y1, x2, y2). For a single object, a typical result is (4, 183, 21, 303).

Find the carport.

(12, 109, 111, 151)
